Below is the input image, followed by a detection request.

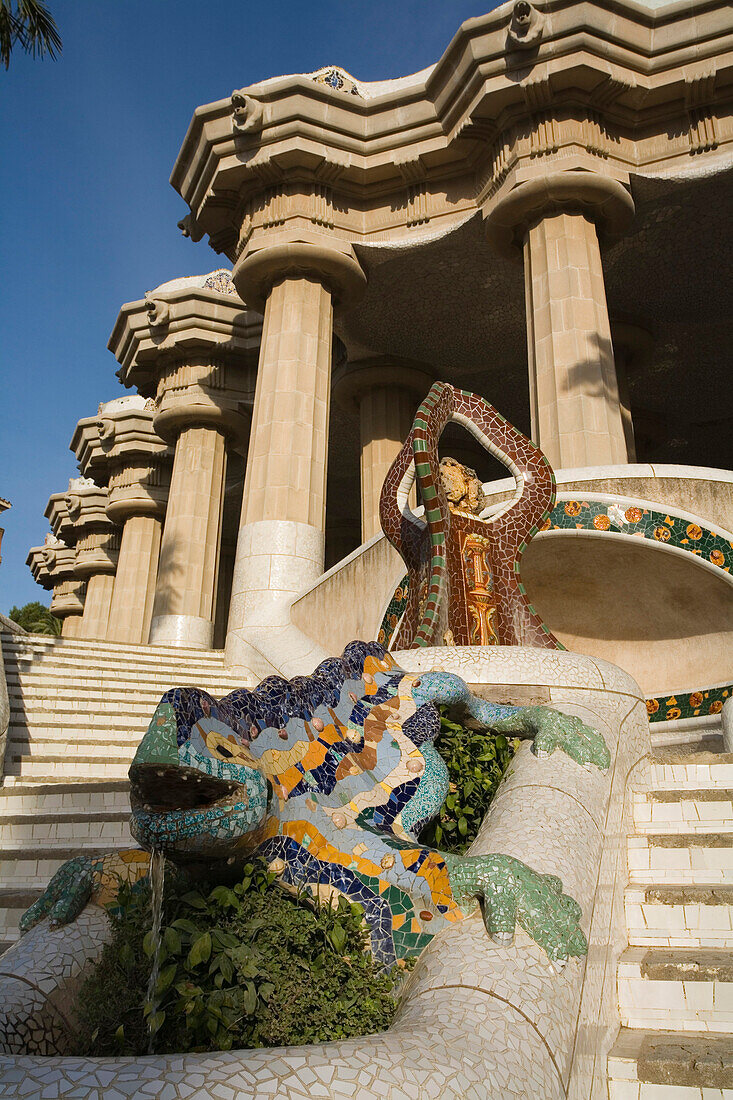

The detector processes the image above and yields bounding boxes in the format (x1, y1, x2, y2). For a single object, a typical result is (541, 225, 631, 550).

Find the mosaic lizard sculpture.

(20, 642, 609, 969)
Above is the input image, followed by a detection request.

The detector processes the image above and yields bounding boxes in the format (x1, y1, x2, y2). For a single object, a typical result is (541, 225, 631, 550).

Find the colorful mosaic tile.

(378, 382, 560, 651)
(379, 494, 733, 663)
(543, 497, 733, 572)
(645, 683, 732, 723)
(21, 642, 609, 970)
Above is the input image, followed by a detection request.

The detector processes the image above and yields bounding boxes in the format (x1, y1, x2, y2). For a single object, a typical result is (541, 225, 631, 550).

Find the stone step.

(9, 698, 202, 720)
(650, 753, 733, 791)
(628, 833, 733, 884)
(5, 674, 245, 694)
(1, 635, 228, 661)
(7, 727, 145, 747)
(632, 789, 733, 834)
(618, 947, 733, 1032)
(0, 887, 45, 945)
(608, 1026, 733, 1096)
(0, 780, 130, 815)
(4, 756, 132, 781)
(625, 884, 733, 949)
(0, 811, 131, 848)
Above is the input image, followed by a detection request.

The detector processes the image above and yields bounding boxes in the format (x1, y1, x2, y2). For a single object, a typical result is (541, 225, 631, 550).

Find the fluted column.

(333, 358, 433, 542)
(486, 171, 635, 469)
(75, 396, 175, 645)
(109, 514, 162, 643)
(80, 571, 115, 639)
(109, 271, 258, 649)
(149, 425, 226, 648)
(226, 237, 366, 669)
(26, 539, 85, 637)
(55, 480, 119, 642)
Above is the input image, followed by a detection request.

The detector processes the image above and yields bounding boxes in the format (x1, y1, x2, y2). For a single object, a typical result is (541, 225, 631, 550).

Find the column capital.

(109, 271, 259, 448)
(233, 231, 367, 314)
(27, 536, 76, 589)
(484, 170, 634, 258)
(331, 356, 434, 417)
(71, 395, 174, 522)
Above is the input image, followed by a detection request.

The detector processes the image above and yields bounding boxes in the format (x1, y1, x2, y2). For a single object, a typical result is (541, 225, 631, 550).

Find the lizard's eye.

(218, 745, 233, 759)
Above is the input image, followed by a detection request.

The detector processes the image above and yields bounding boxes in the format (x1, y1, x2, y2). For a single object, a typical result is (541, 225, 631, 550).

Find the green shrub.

(419, 707, 518, 853)
(73, 860, 412, 1056)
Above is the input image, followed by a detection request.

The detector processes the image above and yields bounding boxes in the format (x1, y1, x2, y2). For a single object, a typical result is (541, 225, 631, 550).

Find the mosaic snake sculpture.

(20, 642, 609, 968)
(379, 381, 561, 649)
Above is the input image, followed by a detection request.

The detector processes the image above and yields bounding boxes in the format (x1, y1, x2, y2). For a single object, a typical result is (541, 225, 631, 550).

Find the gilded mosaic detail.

(378, 382, 560, 651)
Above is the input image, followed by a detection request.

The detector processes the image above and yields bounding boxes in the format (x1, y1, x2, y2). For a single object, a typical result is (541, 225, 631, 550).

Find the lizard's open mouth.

(128, 762, 261, 859)
(129, 762, 244, 814)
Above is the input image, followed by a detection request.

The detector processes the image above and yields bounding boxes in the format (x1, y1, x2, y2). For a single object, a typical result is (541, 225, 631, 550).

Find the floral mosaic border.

(645, 684, 731, 723)
(542, 497, 732, 572)
(377, 497, 733, 725)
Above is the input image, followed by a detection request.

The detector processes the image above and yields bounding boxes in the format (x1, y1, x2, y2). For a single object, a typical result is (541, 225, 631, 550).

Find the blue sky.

(0, 0, 499, 612)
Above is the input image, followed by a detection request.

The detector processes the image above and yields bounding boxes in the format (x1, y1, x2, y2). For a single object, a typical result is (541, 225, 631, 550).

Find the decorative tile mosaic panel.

(379, 495, 733, 726)
(543, 498, 732, 572)
(646, 683, 732, 723)
(309, 66, 361, 95)
(378, 382, 560, 651)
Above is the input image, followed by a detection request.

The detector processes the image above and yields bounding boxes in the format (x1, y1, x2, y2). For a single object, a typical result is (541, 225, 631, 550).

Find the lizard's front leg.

(411, 671, 610, 771)
(19, 850, 150, 934)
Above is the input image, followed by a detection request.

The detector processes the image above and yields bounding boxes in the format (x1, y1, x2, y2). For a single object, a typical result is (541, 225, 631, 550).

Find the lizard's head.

(129, 699, 270, 861)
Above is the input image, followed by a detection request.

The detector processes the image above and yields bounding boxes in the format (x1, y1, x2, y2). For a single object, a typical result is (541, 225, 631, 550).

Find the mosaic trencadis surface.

(21, 642, 609, 969)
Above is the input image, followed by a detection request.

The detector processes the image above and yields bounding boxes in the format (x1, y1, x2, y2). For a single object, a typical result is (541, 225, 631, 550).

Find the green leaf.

(208, 885, 239, 909)
(142, 931, 157, 958)
(242, 981, 257, 1015)
(181, 892, 207, 910)
(148, 1010, 165, 1034)
(329, 924, 348, 953)
(113, 1025, 123, 1046)
(171, 918, 198, 934)
(458, 816, 468, 836)
(164, 927, 181, 955)
(156, 964, 177, 994)
(187, 932, 212, 968)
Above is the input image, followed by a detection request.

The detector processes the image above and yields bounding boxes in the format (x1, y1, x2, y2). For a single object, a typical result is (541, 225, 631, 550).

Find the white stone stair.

(609, 746, 733, 1098)
(0, 633, 249, 949)
(1, 634, 246, 784)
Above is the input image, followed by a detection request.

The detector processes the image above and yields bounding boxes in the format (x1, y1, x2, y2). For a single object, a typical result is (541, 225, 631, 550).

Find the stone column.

(333, 358, 433, 542)
(63, 481, 119, 642)
(72, 396, 173, 645)
(109, 513, 163, 644)
(486, 171, 635, 469)
(108, 270, 259, 649)
(88, 397, 173, 645)
(215, 237, 363, 668)
(225, 236, 366, 669)
(150, 425, 226, 648)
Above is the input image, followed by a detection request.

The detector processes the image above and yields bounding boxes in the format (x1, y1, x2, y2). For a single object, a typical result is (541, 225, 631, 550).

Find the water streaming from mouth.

(144, 848, 165, 1054)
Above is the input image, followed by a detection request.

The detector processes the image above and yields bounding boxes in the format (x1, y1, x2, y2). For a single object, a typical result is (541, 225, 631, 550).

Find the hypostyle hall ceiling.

(325, 165, 733, 557)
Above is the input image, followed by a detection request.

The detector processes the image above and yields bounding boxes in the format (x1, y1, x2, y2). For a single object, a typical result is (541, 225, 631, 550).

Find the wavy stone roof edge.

(147, 268, 238, 297)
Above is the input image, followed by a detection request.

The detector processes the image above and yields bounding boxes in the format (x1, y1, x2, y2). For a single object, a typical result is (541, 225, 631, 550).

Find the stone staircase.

(0, 633, 247, 950)
(608, 743, 733, 1098)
